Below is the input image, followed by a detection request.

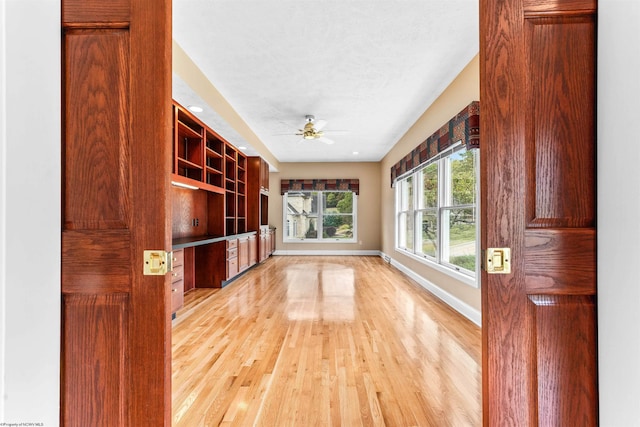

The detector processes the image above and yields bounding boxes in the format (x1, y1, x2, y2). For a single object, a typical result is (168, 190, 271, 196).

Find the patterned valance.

(280, 179, 360, 195)
(390, 101, 479, 185)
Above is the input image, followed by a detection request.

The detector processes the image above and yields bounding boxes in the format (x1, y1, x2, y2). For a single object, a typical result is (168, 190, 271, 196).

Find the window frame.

(283, 190, 358, 243)
(395, 142, 480, 286)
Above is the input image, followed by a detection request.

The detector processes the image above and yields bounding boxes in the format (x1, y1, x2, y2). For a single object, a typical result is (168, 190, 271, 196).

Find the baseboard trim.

(380, 252, 482, 326)
(273, 249, 380, 256)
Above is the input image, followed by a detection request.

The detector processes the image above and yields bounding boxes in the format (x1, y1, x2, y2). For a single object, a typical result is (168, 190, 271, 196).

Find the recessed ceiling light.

(187, 105, 203, 113)
(352, 151, 359, 155)
(238, 146, 247, 150)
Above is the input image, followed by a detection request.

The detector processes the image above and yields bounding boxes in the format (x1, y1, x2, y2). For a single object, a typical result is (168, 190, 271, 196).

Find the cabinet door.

(260, 158, 269, 191)
(238, 237, 249, 271)
(269, 229, 276, 255)
(265, 230, 272, 257)
(259, 232, 267, 262)
(248, 235, 257, 266)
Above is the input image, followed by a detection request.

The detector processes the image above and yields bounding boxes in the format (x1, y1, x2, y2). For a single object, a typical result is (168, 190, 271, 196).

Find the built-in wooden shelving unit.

(170, 100, 273, 302)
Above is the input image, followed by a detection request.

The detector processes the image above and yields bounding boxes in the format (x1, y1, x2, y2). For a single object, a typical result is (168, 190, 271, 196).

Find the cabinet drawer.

(171, 279, 184, 312)
(172, 249, 184, 268)
(227, 257, 238, 278)
(171, 264, 184, 284)
(227, 239, 238, 249)
(227, 247, 238, 259)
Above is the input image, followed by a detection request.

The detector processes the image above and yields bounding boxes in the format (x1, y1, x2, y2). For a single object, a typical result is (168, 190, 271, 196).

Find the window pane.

(323, 192, 353, 214)
(285, 192, 319, 239)
(286, 192, 318, 214)
(448, 149, 476, 206)
(285, 190, 355, 242)
(420, 163, 438, 208)
(323, 215, 353, 239)
(442, 207, 476, 272)
(418, 210, 438, 257)
(398, 212, 414, 250)
(401, 176, 413, 211)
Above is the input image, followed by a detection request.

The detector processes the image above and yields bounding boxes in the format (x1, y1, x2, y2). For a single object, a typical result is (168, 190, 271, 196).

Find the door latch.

(485, 248, 511, 274)
(143, 250, 173, 275)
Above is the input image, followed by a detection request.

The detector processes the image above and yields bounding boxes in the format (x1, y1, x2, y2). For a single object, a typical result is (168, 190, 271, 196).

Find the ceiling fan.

(295, 115, 335, 145)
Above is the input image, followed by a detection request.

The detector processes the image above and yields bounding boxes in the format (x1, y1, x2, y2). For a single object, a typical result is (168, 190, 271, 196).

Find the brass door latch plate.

(485, 248, 511, 274)
(143, 250, 172, 275)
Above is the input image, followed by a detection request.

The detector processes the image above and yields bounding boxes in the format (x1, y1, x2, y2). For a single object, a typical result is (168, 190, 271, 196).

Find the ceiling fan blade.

(318, 136, 335, 145)
(322, 130, 350, 135)
(314, 119, 328, 131)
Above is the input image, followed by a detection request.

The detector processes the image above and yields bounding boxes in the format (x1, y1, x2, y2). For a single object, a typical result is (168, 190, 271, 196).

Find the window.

(396, 143, 479, 280)
(284, 191, 357, 242)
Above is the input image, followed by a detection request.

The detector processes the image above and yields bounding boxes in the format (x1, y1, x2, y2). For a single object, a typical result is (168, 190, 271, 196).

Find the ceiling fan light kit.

(297, 114, 333, 143)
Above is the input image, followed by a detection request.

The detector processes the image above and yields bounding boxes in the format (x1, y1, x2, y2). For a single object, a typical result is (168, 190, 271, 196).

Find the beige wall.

(269, 162, 381, 252)
(379, 54, 481, 311)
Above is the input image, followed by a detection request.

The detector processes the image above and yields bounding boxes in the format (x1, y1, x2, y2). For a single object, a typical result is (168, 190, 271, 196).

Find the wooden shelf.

(177, 157, 203, 170)
(170, 100, 270, 295)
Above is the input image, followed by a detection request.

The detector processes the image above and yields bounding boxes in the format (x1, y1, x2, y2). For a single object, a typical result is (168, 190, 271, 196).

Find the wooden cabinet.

(261, 159, 269, 191)
(204, 131, 224, 188)
(171, 101, 248, 237)
(171, 249, 185, 313)
(259, 227, 268, 263)
(226, 239, 239, 280)
(223, 140, 247, 236)
(237, 236, 249, 272)
(171, 101, 270, 296)
(248, 234, 257, 266)
(174, 108, 204, 182)
(247, 157, 269, 231)
(258, 227, 275, 262)
(269, 228, 276, 256)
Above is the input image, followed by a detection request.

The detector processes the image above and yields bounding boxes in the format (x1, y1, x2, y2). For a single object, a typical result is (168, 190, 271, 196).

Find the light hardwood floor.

(172, 256, 481, 426)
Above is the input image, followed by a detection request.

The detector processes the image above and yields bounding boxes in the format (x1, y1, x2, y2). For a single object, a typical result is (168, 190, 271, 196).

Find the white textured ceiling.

(172, 1, 478, 164)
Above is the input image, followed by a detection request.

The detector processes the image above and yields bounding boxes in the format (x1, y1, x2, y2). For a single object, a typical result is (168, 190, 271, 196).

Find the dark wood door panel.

(61, 0, 172, 425)
(62, 294, 128, 426)
(61, 230, 132, 293)
(524, 228, 596, 294)
(528, 294, 598, 425)
(481, 0, 597, 424)
(63, 0, 130, 24)
(525, 15, 596, 229)
(63, 30, 131, 230)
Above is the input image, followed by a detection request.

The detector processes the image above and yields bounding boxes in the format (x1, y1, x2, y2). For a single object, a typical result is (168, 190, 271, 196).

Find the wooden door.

(480, 0, 597, 425)
(61, 0, 172, 425)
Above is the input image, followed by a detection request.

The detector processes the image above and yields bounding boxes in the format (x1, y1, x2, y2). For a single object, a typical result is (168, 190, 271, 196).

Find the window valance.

(280, 179, 360, 195)
(390, 101, 479, 185)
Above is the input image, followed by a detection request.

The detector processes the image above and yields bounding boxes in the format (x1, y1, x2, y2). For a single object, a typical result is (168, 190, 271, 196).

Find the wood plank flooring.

(172, 256, 481, 426)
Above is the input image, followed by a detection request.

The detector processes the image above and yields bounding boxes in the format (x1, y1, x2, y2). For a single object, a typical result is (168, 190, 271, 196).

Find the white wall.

(597, 1, 640, 425)
(0, 0, 61, 424)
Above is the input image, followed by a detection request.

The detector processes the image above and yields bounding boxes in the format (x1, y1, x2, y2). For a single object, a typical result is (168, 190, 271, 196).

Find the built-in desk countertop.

(172, 231, 257, 250)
